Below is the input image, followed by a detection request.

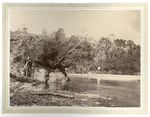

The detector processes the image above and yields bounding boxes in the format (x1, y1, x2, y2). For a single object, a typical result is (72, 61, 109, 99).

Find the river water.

(33, 77, 140, 107)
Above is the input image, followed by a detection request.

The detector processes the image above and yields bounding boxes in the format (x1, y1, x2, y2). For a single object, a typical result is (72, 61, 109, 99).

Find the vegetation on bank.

(10, 26, 140, 75)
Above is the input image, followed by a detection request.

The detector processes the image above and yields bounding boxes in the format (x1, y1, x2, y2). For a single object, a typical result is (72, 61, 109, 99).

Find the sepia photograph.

(2, 3, 148, 114)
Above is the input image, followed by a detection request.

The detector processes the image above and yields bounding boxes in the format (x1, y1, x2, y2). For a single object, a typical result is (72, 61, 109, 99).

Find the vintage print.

(3, 3, 148, 114)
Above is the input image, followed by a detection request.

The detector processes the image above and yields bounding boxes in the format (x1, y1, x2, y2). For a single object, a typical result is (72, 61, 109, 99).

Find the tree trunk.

(31, 92, 74, 99)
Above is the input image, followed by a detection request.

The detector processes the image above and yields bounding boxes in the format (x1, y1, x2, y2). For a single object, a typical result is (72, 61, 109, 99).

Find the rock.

(80, 98, 88, 101)
(109, 104, 115, 107)
(95, 102, 100, 105)
(107, 97, 112, 101)
(33, 68, 46, 82)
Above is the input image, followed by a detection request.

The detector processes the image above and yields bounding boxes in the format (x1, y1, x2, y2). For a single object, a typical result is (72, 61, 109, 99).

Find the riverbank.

(68, 74, 140, 81)
(10, 79, 116, 107)
(10, 73, 140, 107)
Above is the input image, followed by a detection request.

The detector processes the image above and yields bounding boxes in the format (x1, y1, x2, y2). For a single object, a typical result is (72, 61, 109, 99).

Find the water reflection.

(45, 82, 49, 89)
(33, 77, 140, 93)
(33, 78, 98, 92)
(32, 77, 140, 107)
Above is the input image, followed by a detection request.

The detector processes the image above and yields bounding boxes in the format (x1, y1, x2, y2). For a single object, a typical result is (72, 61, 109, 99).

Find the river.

(33, 77, 140, 107)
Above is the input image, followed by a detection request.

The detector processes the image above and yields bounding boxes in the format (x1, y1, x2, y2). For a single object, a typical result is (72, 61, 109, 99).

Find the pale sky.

(10, 10, 141, 45)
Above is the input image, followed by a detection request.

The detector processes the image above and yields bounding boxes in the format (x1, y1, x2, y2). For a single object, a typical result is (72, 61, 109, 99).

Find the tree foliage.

(10, 28, 141, 75)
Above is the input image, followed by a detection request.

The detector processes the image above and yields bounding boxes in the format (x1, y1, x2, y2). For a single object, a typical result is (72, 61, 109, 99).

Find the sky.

(10, 10, 141, 45)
